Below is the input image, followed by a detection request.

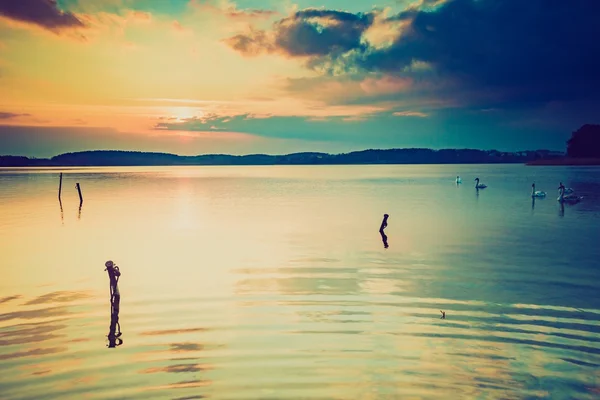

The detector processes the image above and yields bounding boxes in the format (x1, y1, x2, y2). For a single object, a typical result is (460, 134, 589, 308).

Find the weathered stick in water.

(75, 182, 83, 205)
(58, 173, 63, 201)
(379, 213, 389, 233)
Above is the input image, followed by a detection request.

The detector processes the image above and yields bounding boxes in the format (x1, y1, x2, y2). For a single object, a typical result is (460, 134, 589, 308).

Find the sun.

(168, 107, 203, 122)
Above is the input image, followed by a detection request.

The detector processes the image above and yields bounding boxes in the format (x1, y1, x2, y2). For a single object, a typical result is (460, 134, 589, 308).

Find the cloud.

(362, 8, 408, 49)
(75, 8, 155, 37)
(0, 0, 85, 33)
(357, 0, 600, 102)
(226, 1, 600, 108)
(172, 20, 189, 34)
(149, 111, 424, 144)
(0, 112, 30, 119)
(154, 113, 234, 131)
(224, 8, 375, 59)
(360, 75, 412, 96)
(393, 111, 428, 117)
(225, 8, 277, 20)
(278, 74, 414, 108)
(225, 28, 274, 56)
(192, 0, 277, 22)
(128, 10, 151, 22)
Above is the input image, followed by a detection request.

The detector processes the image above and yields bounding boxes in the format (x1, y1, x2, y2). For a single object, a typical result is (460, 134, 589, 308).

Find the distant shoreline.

(0, 162, 562, 168)
(0, 148, 564, 167)
(526, 157, 600, 166)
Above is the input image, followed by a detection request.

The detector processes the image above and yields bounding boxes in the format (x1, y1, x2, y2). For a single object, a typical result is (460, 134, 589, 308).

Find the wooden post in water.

(379, 213, 389, 233)
(58, 173, 63, 201)
(75, 182, 83, 206)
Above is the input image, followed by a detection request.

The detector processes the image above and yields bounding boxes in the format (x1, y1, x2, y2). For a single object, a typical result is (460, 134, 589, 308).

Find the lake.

(1, 164, 599, 399)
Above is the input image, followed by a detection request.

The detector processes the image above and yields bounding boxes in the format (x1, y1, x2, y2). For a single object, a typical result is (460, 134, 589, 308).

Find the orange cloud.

(172, 20, 193, 36)
(360, 75, 412, 95)
(190, 0, 278, 21)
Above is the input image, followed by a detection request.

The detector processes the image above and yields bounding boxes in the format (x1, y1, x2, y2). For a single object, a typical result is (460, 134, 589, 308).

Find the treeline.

(567, 124, 600, 158)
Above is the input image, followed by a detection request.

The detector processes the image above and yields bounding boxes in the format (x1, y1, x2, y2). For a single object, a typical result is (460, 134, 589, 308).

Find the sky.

(0, 0, 599, 157)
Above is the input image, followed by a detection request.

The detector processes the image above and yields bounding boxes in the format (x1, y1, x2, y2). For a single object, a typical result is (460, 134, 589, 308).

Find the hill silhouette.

(0, 148, 563, 167)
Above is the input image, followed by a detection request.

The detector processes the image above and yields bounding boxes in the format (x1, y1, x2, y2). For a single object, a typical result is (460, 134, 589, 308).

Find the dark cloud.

(0, 112, 30, 119)
(0, 0, 85, 32)
(226, 29, 274, 56)
(225, 8, 375, 58)
(358, 0, 600, 104)
(227, 1, 600, 107)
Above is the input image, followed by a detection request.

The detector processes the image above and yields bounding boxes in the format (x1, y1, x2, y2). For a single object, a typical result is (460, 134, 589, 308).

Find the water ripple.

(2, 165, 600, 399)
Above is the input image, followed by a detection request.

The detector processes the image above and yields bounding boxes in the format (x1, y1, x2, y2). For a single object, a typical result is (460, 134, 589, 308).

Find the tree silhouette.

(567, 124, 600, 158)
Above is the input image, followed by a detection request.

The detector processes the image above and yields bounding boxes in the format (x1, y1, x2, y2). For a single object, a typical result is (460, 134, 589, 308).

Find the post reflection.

(379, 213, 389, 249)
(105, 260, 123, 348)
(380, 230, 389, 248)
(107, 304, 122, 348)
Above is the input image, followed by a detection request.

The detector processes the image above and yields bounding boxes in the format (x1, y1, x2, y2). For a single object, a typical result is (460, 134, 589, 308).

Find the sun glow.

(168, 107, 203, 122)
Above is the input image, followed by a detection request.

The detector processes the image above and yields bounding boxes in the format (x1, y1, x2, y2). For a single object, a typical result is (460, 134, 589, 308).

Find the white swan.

(558, 182, 574, 194)
(456, 176, 462, 184)
(475, 177, 487, 189)
(531, 183, 546, 198)
(557, 186, 583, 203)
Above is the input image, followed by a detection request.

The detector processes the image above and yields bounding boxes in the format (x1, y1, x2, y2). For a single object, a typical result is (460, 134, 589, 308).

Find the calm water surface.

(1, 164, 599, 399)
